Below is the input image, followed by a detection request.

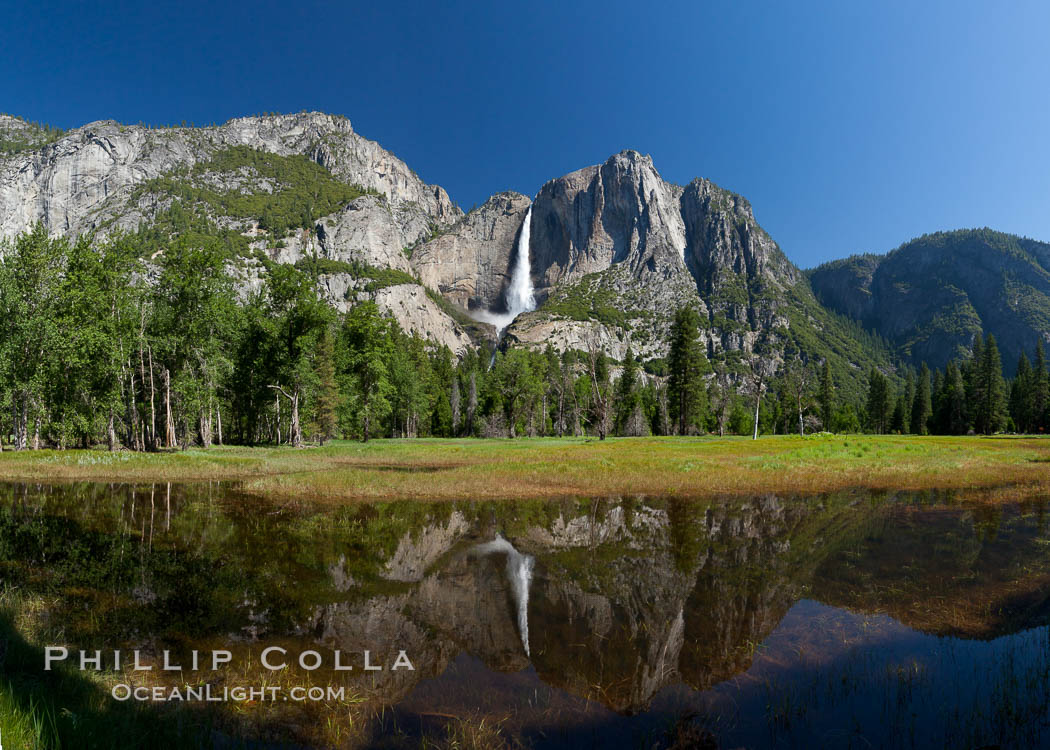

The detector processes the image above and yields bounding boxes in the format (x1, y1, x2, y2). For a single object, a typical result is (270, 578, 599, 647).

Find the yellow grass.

(2, 434, 1049, 500)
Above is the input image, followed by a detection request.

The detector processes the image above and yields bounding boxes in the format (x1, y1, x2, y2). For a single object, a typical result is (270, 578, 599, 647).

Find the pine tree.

(818, 360, 834, 432)
(910, 362, 932, 435)
(667, 307, 709, 435)
(965, 334, 985, 412)
(891, 394, 907, 434)
(313, 325, 339, 445)
(1035, 341, 1048, 432)
(614, 347, 641, 435)
(937, 361, 969, 435)
(1010, 352, 1033, 432)
(902, 369, 915, 434)
(975, 333, 1007, 434)
(450, 375, 461, 436)
(865, 368, 892, 434)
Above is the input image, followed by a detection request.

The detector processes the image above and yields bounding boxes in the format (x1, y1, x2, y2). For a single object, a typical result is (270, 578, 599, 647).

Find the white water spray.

(473, 206, 536, 335)
(474, 534, 535, 656)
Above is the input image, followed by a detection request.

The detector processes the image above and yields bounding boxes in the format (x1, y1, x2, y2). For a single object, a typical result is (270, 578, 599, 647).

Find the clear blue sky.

(4, 0, 1049, 267)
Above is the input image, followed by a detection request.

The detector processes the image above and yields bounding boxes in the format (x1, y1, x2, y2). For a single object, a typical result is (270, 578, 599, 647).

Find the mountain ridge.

(808, 228, 1050, 373)
(3, 111, 1045, 393)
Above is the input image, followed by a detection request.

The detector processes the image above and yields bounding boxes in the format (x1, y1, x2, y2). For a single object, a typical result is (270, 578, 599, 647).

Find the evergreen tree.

(890, 393, 908, 434)
(865, 368, 892, 434)
(901, 369, 915, 434)
(910, 362, 932, 435)
(667, 307, 709, 435)
(965, 334, 985, 413)
(819, 359, 834, 432)
(1035, 341, 1049, 431)
(935, 361, 969, 435)
(614, 347, 642, 435)
(1010, 352, 1033, 432)
(313, 325, 340, 445)
(341, 302, 393, 441)
(974, 333, 1007, 434)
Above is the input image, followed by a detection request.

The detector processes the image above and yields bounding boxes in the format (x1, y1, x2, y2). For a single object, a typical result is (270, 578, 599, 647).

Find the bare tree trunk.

(466, 372, 477, 437)
(13, 396, 24, 451)
(108, 410, 117, 451)
(199, 411, 212, 448)
(164, 369, 176, 448)
(275, 391, 282, 445)
(289, 388, 302, 447)
(216, 406, 223, 446)
(126, 370, 138, 450)
(752, 395, 761, 440)
(147, 347, 157, 450)
(270, 385, 302, 447)
(451, 377, 461, 437)
(558, 376, 567, 434)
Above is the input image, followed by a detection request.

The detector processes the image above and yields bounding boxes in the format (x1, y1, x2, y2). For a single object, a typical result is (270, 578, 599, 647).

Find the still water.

(2, 483, 1050, 748)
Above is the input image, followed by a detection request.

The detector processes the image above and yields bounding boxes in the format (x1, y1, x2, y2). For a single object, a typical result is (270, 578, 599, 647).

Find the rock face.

(809, 229, 1050, 372)
(412, 191, 531, 311)
(315, 195, 424, 274)
(371, 284, 474, 356)
(506, 151, 807, 364)
(0, 112, 459, 241)
(529, 150, 688, 291)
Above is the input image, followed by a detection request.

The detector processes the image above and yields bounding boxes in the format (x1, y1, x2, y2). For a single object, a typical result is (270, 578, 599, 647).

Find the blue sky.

(3, 0, 1048, 267)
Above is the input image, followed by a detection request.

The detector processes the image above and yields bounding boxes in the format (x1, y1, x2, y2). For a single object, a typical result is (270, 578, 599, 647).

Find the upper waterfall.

(473, 205, 536, 334)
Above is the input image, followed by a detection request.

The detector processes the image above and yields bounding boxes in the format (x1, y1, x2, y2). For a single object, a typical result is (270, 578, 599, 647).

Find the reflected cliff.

(3, 482, 1050, 747)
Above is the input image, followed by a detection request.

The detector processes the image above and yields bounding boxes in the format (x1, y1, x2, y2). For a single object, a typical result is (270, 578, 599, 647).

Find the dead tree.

(269, 384, 303, 447)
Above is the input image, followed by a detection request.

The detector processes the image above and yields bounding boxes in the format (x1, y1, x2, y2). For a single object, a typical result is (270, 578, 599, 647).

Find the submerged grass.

(1, 435, 1048, 501)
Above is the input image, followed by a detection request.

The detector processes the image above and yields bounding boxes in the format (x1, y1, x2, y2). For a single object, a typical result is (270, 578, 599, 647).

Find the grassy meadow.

(1, 434, 1049, 500)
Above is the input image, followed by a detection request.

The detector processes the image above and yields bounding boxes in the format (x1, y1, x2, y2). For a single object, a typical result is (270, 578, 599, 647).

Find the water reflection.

(472, 534, 535, 656)
(1, 483, 1049, 748)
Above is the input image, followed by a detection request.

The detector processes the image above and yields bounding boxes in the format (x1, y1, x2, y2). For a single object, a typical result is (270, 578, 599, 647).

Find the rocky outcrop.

(0, 112, 459, 241)
(315, 195, 425, 274)
(372, 284, 473, 356)
(529, 150, 688, 292)
(505, 314, 636, 360)
(411, 191, 531, 311)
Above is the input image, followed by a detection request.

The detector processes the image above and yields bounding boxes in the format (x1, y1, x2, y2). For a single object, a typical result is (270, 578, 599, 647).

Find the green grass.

(1, 435, 1048, 501)
(0, 587, 218, 749)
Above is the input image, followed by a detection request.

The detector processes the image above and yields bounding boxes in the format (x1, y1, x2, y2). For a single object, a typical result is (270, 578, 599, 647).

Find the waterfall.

(474, 206, 536, 335)
(474, 534, 535, 656)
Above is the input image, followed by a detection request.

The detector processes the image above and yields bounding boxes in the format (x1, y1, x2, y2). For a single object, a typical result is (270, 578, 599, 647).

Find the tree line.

(862, 333, 1050, 436)
(1, 226, 1045, 451)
